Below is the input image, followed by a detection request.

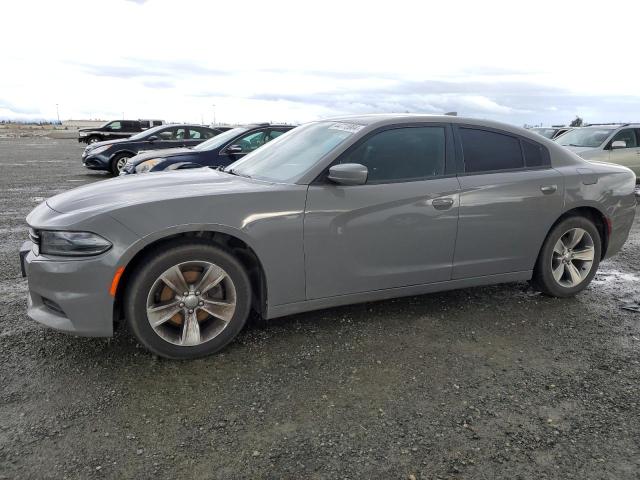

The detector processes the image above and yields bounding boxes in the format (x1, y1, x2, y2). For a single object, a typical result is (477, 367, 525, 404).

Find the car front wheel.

(532, 216, 601, 297)
(124, 240, 252, 359)
(110, 153, 132, 175)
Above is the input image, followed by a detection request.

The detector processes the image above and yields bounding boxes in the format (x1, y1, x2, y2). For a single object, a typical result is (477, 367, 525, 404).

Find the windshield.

(531, 128, 557, 139)
(556, 127, 614, 148)
(129, 124, 167, 140)
(193, 127, 248, 151)
(226, 121, 362, 182)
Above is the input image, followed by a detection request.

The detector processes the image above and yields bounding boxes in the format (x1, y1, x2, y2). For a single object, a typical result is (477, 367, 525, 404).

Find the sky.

(3, 0, 640, 127)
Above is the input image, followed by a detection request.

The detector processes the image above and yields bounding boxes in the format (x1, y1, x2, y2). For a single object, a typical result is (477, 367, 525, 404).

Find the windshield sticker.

(328, 122, 365, 134)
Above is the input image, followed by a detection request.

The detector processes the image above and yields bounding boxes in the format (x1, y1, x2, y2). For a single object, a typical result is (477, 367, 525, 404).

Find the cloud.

(0, 99, 40, 115)
(142, 79, 174, 89)
(72, 59, 229, 79)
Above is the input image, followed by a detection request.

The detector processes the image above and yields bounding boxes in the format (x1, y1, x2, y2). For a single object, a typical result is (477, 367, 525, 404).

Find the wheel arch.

(109, 149, 137, 161)
(541, 205, 610, 262)
(112, 227, 268, 330)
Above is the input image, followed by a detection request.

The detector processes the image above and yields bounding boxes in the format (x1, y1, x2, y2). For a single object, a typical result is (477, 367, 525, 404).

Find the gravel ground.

(0, 137, 639, 480)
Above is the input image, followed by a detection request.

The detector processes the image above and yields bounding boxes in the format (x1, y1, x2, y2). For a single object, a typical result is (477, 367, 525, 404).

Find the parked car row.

(24, 114, 637, 359)
(82, 124, 231, 175)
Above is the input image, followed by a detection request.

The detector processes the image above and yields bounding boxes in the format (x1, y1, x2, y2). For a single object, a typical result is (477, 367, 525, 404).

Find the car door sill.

(266, 270, 532, 319)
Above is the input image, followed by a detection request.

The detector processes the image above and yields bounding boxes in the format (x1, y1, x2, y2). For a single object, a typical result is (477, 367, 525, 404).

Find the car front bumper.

(82, 152, 111, 171)
(21, 242, 117, 337)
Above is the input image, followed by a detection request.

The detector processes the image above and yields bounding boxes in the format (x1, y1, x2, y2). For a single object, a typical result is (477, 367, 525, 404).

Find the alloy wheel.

(146, 261, 237, 346)
(116, 156, 130, 173)
(550, 227, 595, 288)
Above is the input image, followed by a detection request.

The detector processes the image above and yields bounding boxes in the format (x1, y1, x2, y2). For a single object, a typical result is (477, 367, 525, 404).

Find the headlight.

(79, 131, 87, 137)
(135, 158, 162, 173)
(89, 145, 110, 155)
(39, 231, 112, 257)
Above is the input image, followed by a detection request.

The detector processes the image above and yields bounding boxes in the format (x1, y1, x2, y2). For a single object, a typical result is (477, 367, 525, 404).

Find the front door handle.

(432, 197, 454, 210)
(540, 185, 557, 194)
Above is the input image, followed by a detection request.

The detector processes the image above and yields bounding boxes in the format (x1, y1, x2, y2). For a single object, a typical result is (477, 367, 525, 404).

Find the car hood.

(46, 168, 269, 215)
(560, 145, 597, 155)
(86, 138, 130, 149)
(128, 147, 193, 165)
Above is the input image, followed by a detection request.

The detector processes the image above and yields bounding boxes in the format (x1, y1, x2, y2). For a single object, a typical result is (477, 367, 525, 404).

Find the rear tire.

(110, 153, 132, 176)
(531, 216, 601, 297)
(124, 240, 252, 359)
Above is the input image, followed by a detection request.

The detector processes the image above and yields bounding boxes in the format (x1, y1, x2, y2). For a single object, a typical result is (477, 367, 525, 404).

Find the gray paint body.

(24, 115, 637, 337)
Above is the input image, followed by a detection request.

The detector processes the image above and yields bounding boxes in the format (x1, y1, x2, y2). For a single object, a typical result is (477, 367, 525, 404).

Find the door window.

(189, 128, 208, 139)
(460, 128, 524, 173)
(232, 130, 268, 153)
(268, 129, 288, 141)
(157, 127, 187, 141)
(107, 121, 122, 131)
(339, 126, 446, 183)
(611, 129, 637, 148)
(522, 140, 549, 167)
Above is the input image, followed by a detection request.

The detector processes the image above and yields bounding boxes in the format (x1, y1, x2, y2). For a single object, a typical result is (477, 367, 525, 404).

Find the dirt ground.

(0, 137, 638, 479)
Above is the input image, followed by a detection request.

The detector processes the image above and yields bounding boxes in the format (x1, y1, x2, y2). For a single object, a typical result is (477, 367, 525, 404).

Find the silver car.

(22, 115, 637, 359)
(556, 123, 640, 176)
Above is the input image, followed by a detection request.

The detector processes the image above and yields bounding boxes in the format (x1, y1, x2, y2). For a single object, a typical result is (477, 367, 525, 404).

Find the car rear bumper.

(22, 245, 116, 337)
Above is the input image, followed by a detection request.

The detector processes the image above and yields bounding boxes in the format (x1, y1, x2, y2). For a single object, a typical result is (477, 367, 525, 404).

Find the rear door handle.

(540, 185, 557, 194)
(432, 197, 454, 210)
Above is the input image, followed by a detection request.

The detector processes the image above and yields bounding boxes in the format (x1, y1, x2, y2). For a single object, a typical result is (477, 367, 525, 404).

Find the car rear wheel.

(124, 240, 252, 359)
(532, 216, 601, 297)
(110, 153, 132, 176)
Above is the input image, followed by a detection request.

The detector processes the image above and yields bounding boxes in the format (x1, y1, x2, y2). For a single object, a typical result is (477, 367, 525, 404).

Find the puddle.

(30, 196, 45, 203)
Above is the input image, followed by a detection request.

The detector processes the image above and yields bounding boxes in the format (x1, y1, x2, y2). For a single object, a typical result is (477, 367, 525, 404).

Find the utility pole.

(56, 104, 60, 124)
(212, 104, 216, 126)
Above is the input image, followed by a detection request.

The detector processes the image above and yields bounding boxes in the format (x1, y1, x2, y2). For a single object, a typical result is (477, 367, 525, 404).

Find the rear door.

(304, 123, 460, 299)
(452, 126, 564, 278)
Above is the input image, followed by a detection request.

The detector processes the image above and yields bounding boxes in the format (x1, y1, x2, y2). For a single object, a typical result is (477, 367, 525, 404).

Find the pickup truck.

(78, 119, 164, 144)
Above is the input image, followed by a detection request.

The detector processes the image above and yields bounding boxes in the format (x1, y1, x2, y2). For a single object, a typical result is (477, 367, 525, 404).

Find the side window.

(157, 127, 186, 141)
(189, 128, 203, 139)
(268, 129, 288, 141)
(460, 128, 523, 173)
(522, 140, 548, 167)
(107, 121, 122, 131)
(233, 130, 268, 153)
(611, 129, 637, 148)
(340, 126, 446, 183)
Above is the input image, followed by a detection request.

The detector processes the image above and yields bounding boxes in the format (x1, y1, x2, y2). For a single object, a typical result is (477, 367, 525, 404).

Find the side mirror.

(148, 135, 158, 142)
(226, 144, 243, 154)
(611, 140, 626, 150)
(328, 163, 368, 186)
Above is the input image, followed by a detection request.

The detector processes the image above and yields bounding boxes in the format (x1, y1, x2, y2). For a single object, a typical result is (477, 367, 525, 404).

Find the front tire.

(532, 216, 601, 297)
(87, 135, 101, 144)
(124, 240, 252, 359)
(110, 153, 132, 175)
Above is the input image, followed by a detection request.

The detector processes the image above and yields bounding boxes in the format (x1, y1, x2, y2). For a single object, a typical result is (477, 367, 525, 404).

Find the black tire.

(531, 215, 601, 297)
(110, 152, 132, 176)
(124, 240, 252, 359)
(87, 135, 101, 144)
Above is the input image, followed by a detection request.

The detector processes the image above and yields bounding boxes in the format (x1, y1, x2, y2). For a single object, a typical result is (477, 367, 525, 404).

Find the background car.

(82, 124, 229, 175)
(78, 119, 164, 144)
(120, 123, 294, 175)
(555, 123, 640, 176)
(529, 126, 573, 139)
(22, 115, 636, 359)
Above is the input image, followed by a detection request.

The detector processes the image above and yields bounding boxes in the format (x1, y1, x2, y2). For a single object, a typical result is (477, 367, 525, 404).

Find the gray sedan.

(22, 115, 637, 359)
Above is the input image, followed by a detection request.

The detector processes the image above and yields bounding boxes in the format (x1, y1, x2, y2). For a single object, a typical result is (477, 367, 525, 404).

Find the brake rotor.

(159, 268, 208, 326)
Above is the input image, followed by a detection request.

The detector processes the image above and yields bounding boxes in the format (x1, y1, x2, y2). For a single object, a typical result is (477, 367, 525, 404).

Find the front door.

(304, 124, 460, 300)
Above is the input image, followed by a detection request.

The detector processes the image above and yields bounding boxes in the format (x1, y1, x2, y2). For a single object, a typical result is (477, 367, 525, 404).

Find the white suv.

(555, 124, 640, 176)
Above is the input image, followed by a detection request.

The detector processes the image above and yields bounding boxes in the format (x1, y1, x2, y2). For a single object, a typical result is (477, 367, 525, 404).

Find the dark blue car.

(120, 123, 295, 175)
(82, 124, 229, 175)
